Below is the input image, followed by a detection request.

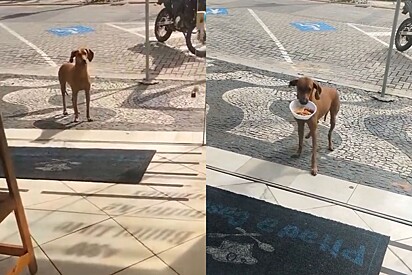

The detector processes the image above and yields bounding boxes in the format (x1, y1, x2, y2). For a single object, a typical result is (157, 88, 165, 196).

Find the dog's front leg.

(308, 120, 318, 176)
(292, 120, 304, 158)
(60, 83, 68, 116)
(72, 90, 79, 122)
(85, 88, 92, 122)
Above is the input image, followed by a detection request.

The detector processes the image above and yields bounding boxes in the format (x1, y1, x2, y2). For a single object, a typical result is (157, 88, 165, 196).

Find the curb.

(0, 71, 204, 83)
(209, 54, 412, 100)
(0, 0, 157, 6)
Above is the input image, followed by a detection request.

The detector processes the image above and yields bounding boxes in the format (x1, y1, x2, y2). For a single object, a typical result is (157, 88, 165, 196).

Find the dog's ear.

(289, 79, 298, 87)
(85, 49, 94, 62)
(313, 81, 322, 100)
(69, 50, 78, 63)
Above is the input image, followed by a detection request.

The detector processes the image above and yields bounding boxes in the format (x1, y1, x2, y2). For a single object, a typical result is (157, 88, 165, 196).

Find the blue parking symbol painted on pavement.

(206, 7, 228, 15)
(47, 25, 95, 37)
(291, 22, 336, 32)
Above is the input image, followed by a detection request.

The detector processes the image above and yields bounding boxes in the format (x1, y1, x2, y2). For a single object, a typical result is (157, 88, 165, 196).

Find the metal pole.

(381, 0, 402, 97)
(145, 0, 150, 81)
(203, 90, 207, 145)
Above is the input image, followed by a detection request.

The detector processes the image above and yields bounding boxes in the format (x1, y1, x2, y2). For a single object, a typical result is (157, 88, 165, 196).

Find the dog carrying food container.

(289, 100, 317, 121)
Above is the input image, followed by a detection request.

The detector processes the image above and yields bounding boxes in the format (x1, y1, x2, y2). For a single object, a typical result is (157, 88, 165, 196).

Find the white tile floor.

(0, 130, 205, 275)
(206, 146, 412, 275)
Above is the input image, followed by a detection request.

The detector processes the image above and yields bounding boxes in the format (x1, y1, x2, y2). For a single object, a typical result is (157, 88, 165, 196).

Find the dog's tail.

(324, 111, 328, 122)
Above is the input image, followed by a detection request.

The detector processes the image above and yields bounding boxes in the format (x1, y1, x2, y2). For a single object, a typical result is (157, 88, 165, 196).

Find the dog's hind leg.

(60, 82, 68, 116)
(328, 112, 337, 151)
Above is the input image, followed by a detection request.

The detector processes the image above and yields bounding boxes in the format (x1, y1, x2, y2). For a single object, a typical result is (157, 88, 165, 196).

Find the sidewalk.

(207, 146, 412, 274)
(0, 74, 206, 132)
(0, 129, 205, 275)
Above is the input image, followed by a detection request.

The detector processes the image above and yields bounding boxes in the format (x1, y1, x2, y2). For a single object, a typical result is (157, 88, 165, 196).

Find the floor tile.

(0, 209, 109, 246)
(154, 188, 205, 213)
(139, 172, 205, 188)
(235, 158, 303, 186)
(115, 215, 205, 254)
(288, 173, 357, 203)
(127, 201, 205, 220)
(85, 184, 168, 217)
(157, 234, 205, 275)
(160, 149, 205, 176)
(0, 247, 60, 275)
(147, 162, 201, 177)
(41, 219, 153, 275)
(389, 238, 412, 272)
(356, 212, 412, 241)
(26, 196, 106, 215)
(206, 169, 252, 187)
(0, 178, 74, 207)
(348, 185, 412, 222)
(219, 182, 278, 204)
(380, 248, 412, 274)
(114, 256, 178, 275)
(302, 205, 370, 230)
(206, 147, 251, 171)
(62, 180, 115, 194)
(8, 129, 202, 144)
(268, 186, 333, 210)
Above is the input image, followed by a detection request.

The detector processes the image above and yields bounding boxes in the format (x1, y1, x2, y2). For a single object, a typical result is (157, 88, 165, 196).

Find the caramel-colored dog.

(58, 48, 94, 122)
(289, 77, 340, 176)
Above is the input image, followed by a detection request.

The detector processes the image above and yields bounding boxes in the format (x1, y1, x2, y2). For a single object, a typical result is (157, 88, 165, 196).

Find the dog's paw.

(305, 133, 311, 139)
(73, 118, 79, 123)
(311, 168, 318, 176)
(328, 146, 334, 151)
(63, 111, 68, 116)
(87, 118, 93, 122)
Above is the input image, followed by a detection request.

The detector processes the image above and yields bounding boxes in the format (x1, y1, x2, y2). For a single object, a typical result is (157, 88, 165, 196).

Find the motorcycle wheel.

(155, 8, 173, 43)
(185, 25, 206, 58)
(395, 18, 412, 52)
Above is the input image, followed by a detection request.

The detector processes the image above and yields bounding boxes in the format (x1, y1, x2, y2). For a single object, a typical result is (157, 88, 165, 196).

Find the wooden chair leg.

(28, 254, 38, 275)
(0, 114, 38, 274)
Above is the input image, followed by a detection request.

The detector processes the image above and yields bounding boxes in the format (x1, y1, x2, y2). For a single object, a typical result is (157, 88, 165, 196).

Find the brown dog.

(289, 77, 340, 176)
(58, 48, 94, 122)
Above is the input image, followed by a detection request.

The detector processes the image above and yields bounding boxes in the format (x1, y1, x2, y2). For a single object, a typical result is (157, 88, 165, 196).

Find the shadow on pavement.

(128, 41, 202, 80)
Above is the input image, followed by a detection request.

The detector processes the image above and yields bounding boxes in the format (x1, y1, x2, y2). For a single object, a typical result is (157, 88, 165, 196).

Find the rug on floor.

(206, 186, 390, 275)
(0, 147, 156, 184)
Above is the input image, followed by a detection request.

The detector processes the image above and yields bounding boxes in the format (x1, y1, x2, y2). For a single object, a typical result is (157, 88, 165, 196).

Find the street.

(208, 0, 412, 93)
(206, 0, 412, 195)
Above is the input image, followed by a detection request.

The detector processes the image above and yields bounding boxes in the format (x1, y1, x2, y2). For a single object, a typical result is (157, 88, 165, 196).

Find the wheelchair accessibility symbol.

(291, 22, 336, 32)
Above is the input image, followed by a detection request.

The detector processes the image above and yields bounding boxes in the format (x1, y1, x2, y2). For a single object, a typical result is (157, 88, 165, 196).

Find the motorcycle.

(395, 0, 412, 52)
(154, 0, 206, 57)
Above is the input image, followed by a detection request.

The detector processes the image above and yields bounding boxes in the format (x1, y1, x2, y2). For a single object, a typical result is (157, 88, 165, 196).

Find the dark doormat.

(0, 147, 156, 184)
(206, 186, 390, 275)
